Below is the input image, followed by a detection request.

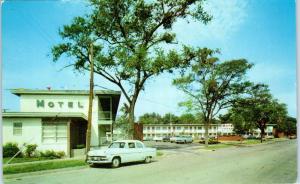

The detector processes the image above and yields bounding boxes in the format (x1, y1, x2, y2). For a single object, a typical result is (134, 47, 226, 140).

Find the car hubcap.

(113, 159, 119, 166)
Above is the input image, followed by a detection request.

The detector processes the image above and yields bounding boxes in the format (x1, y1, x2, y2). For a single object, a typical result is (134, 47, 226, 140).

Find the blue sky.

(2, 0, 296, 118)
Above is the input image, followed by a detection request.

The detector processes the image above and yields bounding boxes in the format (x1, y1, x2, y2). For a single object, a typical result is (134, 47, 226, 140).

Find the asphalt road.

(4, 140, 297, 184)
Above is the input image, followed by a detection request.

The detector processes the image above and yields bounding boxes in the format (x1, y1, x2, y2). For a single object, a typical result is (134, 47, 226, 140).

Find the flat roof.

(143, 124, 276, 126)
(2, 112, 88, 120)
(10, 88, 121, 96)
(143, 124, 230, 126)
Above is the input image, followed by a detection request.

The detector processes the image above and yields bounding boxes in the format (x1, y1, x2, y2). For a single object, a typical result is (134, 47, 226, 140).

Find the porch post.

(67, 120, 71, 157)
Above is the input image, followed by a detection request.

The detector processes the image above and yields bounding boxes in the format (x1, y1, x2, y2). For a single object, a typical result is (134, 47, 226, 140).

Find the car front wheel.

(111, 157, 121, 168)
(145, 156, 151, 163)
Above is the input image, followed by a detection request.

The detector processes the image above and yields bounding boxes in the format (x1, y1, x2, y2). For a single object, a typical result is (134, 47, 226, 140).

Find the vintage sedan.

(86, 140, 156, 168)
(170, 136, 180, 143)
(175, 135, 193, 144)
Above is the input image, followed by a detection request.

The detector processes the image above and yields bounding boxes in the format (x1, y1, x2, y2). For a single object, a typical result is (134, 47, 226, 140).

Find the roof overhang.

(10, 88, 121, 96)
(2, 112, 88, 121)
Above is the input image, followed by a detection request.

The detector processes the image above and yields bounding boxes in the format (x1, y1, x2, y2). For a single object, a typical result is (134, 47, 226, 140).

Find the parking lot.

(144, 141, 202, 151)
(4, 140, 296, 184)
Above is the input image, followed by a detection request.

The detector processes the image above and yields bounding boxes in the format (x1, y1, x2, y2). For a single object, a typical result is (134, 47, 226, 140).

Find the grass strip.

(3, 157, 52, 164)
(4, 159, 86, 175)
(157, 151, 164, 157)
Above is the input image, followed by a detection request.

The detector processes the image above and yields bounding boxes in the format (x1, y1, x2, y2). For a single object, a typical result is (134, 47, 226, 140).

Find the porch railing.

(98, 111, 111, 120)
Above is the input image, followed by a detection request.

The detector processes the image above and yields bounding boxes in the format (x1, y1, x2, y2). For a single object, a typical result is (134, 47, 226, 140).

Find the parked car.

(265, 135, 274, 139)
(86, 140, 156, 168)
(162, 136, 170, 142)
(242, 134, 250, 139)
(289, 135, 297, 139)
(153, 136, 163, 142)
(175, 135, 193, 144)
(170, 136, 180, 143)
(143, 137, 153, 141)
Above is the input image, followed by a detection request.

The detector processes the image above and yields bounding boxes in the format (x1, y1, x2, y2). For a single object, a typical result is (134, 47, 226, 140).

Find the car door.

(135, 142, 145, 161)
(127, 142, 139, 162)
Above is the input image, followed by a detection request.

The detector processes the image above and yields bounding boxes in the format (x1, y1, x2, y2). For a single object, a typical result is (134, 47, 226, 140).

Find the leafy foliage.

(25, 144, 38, 158)
(40, 150, 65, 159)
(52, 0, 212, 137)
(173, 48, 253, 145)
(231, 84, 288, 142)
(275, 116, 296, 136)
(138, 112, 203, 124)
(3, 142, 22, 158)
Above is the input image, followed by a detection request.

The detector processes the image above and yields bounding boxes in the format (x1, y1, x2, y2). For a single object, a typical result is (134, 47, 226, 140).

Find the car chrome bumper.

(86, 156, 111, 164)
(86, 160, 111, 164)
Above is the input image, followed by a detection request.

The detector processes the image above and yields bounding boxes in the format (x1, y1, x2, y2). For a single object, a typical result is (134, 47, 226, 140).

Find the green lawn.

(157, 151, 164, 156)
(3, 159, 87, 175)
(3, 157, 52, 164)
(203, 138, 289, 150)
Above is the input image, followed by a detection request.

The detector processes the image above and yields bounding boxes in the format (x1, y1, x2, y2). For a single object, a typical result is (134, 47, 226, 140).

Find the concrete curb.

(4, 165, 88, 180)
(4, 157, 85, 167)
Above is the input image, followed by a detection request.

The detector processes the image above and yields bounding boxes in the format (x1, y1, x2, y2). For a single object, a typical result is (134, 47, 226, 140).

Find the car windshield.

(109, 142, 125, 148)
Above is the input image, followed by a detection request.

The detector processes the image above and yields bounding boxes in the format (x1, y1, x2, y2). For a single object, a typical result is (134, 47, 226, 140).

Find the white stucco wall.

(19, 94, 110, 146)
(3, 118, 68, 153)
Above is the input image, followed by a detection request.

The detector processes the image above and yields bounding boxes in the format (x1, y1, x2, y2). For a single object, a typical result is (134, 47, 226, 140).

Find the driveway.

(4, 140, 297, 184)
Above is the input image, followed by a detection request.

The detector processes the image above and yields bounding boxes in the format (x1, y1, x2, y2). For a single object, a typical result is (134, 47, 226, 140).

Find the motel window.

(13, 122, 22, 136)
(42, 122, 67, 143)
(156, 127, 161, 130)
(176, 127, 181, 130)
(163, 127, 167, 130)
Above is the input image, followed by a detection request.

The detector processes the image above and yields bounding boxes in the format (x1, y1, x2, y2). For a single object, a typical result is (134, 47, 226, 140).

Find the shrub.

(199, 139, 220, 145)
(25, 144, 38, 157)
(75, 144, 85, 149)
(56, 151, 65, 158)
(40, 150, 65, 159)
(3, 142, 22, 158)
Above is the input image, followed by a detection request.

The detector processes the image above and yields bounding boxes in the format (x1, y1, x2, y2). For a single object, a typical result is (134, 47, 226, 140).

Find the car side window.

(136, 142, 143, 148)
(128, 142, 135, 148)
(120, 142, 125, 148)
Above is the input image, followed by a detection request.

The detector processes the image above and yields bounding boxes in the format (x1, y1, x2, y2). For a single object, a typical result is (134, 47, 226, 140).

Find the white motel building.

(2, 88, 121, 157)
(142, 123, 275, 140)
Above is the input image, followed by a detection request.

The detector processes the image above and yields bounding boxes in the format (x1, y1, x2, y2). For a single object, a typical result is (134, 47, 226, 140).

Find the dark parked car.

(162, 136, 170, 142)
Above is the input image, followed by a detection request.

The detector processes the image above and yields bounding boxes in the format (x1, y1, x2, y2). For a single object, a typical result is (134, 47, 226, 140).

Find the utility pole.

(86, 43, 94, 153)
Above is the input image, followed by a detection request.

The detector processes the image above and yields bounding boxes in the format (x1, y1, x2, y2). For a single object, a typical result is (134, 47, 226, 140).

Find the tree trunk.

(204, 120, 209, 147)
(127, 97, 137, 140)
(128, 106, 135, 139)
(260, 128, 265, 143)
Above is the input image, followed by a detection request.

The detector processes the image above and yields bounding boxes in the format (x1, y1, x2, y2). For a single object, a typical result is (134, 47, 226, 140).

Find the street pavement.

(3, 140, 297, 184)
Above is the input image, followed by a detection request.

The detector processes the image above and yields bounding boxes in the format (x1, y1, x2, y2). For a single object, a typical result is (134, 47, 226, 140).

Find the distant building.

(143, 124, 275, 140)
(2, 89, 121, 157)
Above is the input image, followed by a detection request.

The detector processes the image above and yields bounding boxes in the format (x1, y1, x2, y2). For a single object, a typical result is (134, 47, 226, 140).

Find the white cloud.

(248, 62, 295, 83)
(173, 0, 249, 45)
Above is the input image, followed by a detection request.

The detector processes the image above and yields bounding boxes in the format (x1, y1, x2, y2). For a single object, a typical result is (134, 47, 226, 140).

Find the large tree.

(282, 117, 297, 136)
(232, 84, 288, 142)
(173, 48, 253, 146)
(139, 112, 162, 124)
(52, 0, 212, 139)
(219, 110, 256, 135)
